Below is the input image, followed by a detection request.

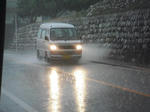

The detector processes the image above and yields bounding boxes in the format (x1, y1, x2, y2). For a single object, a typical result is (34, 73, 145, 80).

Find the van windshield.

(50, 28, 79, 40)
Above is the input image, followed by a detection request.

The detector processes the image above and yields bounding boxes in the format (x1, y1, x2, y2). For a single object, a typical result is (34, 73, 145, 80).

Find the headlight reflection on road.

(49, 70, 60, 112)
(74, 70, 86, 112)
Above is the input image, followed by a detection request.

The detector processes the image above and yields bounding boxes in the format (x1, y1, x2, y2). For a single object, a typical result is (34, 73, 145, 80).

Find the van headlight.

(50, 45, 57, 51)
(76, 45, 82, 50)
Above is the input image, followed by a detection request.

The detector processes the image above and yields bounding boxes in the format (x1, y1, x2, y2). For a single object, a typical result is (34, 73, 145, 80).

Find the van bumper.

(48, 50, 82, 60)
(50, 54, 82, 60)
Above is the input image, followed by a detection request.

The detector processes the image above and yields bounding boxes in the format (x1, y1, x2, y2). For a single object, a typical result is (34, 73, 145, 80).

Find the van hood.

(49, 40, 82, 44)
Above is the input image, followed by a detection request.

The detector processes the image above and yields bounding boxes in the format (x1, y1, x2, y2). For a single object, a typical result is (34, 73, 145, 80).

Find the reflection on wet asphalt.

(49, 70, 60, 112)
(1, 44, 150, 112)
(47, 69, 86, 112)
(74, 70, 86, 112)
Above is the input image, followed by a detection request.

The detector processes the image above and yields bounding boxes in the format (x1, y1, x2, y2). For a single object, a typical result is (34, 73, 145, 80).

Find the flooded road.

(1, 44, 150, 112)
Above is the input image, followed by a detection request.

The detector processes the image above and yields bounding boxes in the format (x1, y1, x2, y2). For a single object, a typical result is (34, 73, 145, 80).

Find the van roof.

(40, 22, 75, 29)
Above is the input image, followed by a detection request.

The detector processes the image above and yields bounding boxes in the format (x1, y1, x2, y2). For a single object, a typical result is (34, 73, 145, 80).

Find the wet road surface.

(0, 44, 150, 112)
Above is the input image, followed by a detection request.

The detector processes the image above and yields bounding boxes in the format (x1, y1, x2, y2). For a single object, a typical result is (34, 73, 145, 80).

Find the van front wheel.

(45, 51, 51, 62)
(37, 50, 40, 59)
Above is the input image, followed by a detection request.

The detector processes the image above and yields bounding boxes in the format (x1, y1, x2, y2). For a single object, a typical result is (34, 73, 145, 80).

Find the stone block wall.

(10, 23, 41, 49)
(68, 9, 150, 63)
(10, 9, 150, 64)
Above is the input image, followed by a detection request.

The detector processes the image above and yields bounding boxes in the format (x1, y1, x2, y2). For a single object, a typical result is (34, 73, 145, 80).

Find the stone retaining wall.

(10, 9, 150, 64)
(70, 9, 150, 64)
(10, 23, 41, 49)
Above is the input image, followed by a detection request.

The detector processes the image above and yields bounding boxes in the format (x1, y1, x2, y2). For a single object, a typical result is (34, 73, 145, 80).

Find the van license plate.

(63, 55, 71, 59)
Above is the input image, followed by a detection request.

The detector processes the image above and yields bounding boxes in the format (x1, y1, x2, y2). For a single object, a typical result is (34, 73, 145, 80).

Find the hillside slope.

(87, 0, 150, 16)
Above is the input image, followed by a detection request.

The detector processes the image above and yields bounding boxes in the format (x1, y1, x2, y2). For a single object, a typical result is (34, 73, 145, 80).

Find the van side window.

(41, 30, 46, 39)
(37, 29, 42, 39)
(45, 30, 49, 37)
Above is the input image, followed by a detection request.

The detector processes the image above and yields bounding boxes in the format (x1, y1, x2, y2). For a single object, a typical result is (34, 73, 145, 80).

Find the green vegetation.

(17, 0, 99, 23)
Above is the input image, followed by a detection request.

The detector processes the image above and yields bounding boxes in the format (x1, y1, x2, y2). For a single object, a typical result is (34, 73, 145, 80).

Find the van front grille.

(58, 45, 75, 49)
(51, 50, 81, 55)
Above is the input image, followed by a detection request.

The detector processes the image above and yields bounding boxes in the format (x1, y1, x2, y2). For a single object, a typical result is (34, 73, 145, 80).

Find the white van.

(36, 23, 82, 61)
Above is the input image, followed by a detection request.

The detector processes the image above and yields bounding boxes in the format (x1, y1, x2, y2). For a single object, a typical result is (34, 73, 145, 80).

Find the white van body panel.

(49, 40, 81, 44)
(36, 23, 82, 60)
(40, 23, 74, 29)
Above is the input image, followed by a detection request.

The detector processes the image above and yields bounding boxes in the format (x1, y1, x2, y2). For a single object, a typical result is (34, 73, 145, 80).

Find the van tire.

(37, 50, 40, 59)
(75, 57, 81, 63)
(45, 51, 51, 62)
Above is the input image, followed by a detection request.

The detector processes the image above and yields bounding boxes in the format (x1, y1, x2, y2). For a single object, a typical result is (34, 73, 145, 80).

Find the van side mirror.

(78, 33, 82, 40)
(45, 36, 49, 41)
(80, 37, 82, 40)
